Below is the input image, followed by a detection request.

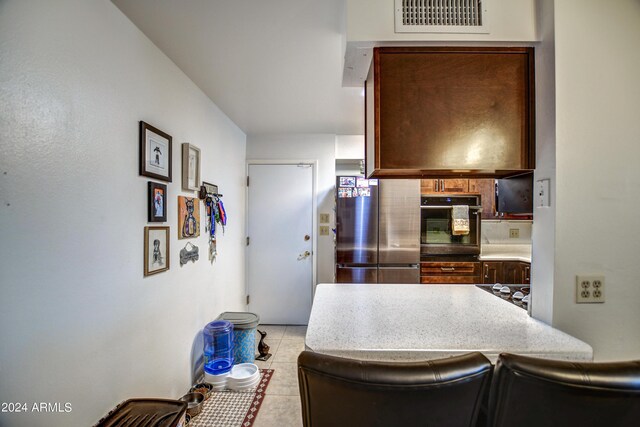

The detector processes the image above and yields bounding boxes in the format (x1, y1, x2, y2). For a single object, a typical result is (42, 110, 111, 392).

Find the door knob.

(304, 235, 310, 241)
(297, 251, 311, 260)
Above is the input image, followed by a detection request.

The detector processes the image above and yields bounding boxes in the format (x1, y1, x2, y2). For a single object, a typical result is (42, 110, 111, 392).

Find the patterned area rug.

(188, 369, 274, 427)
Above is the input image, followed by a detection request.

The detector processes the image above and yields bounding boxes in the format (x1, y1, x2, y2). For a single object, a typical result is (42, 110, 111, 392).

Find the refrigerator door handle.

(378, 264, 419, 269)
(336, 265, 378, 269)
(421, 205, 483, 210)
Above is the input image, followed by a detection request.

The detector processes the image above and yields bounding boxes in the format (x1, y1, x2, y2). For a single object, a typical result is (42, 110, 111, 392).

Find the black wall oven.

(420, 195, 481, 256)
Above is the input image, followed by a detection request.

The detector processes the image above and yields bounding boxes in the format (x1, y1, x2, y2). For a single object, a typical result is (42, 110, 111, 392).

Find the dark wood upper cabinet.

(420, 178, 469, 194)
(365, 47, 535, 178)
(468, 178, 498, 219)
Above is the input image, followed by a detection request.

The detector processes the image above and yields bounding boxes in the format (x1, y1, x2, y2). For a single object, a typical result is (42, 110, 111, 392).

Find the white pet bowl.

(229, 363, 259, 380)
(227, 375, 261, 391)
(204, 371, 230, 386)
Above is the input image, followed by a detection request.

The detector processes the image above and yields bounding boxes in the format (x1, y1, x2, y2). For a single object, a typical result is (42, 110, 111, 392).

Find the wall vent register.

(395, 0, 489, 33)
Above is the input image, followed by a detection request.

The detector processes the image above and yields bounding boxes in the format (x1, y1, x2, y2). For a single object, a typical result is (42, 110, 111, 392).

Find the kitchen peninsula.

(305, 284, 592, 363)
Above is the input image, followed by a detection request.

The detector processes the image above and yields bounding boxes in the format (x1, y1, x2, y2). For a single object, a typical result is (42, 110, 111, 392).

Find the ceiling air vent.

(394, 0, 489, 34)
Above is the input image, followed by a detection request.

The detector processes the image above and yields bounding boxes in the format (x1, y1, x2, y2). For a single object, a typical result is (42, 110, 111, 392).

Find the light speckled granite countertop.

(480, 243, 532, 263)
(306, 284, 592, 363)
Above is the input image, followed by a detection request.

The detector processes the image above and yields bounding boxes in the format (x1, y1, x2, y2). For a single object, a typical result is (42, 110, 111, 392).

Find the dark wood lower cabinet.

(421, 262, 481, 284)
(503, 262, 523, 284)
(420, 260, 530, 285)
(523, 263, 531, 284)
(482, 261, 531, 284)
(482, 262, 503, 284)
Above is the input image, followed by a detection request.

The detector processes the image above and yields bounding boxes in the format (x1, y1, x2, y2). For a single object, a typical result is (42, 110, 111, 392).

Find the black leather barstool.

(298, 351, 493, 427)
(488, 353, 640, 427)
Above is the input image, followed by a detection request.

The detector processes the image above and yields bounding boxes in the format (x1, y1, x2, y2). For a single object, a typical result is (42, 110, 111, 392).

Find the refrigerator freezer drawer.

(378, 266, 420, 284)
(336, 266, 378, 284)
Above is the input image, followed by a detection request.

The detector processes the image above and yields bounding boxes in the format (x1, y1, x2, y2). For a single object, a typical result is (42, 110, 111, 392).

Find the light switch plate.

(319, 213, 330, 224)
(319, 226, 330, 236)
(536, 179, 550, 207)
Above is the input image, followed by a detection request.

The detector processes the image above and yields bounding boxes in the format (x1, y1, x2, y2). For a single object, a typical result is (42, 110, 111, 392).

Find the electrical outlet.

(509, 228, 520, 238)
(576, 275, 605, 303)
(319, 226, 330, 236)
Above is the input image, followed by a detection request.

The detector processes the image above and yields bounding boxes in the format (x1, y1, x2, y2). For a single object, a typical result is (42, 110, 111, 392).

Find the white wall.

(530, 0, 556, 324)
(482, 220, 532, 244)
(346, 0, 538, 42)
(552, 0, 640, 361)
(246, 135, 337, 286)
(0, 1, 247, 426)
(335, 134, 364, 159)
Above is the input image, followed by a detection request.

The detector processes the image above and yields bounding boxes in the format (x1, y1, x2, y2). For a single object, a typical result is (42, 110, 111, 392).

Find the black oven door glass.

(421, 211, 477, 245)
(420, 196, 479, 246)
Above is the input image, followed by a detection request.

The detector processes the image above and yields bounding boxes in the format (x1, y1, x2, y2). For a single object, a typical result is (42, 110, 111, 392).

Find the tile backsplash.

(481, 220, 532, 244)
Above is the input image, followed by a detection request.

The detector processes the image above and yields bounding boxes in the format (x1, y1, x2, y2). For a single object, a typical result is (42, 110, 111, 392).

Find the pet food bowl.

(179, 392, 204, 417)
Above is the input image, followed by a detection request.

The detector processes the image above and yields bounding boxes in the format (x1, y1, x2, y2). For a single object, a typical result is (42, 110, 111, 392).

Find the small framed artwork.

(178, 196, 200, 239)
(140, 121, 172, 182)
(182, 143, 201, 191)
(144, 226, 170, 276)
(148, 181, 167, 222)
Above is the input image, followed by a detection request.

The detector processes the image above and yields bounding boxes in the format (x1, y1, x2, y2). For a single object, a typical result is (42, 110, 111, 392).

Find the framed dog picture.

(148, 181, 167, 222)
(144, 226, 170, 276)
(140, 121, 172, 182)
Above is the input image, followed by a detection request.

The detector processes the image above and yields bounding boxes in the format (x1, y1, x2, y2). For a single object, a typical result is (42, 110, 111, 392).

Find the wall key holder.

(200, 181, 226, 262)
(199, 181, 222, 200)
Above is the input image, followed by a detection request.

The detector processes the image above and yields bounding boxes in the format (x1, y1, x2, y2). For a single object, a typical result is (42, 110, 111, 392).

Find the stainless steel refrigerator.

(335, 177, 420, 284)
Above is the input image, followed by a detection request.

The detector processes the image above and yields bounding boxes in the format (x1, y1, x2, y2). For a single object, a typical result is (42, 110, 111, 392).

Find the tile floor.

(252, 325, 306, 427)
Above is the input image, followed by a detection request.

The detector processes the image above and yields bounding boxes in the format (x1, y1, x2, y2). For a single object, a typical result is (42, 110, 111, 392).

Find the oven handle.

(421, 205, 483, 210)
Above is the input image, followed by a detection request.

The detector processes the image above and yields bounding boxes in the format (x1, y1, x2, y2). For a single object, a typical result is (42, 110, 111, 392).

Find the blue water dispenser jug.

(203, 320, 234, 375)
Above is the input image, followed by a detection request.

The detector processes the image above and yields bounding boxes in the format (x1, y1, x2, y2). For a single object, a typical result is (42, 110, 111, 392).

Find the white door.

(247, 163, 314, 324)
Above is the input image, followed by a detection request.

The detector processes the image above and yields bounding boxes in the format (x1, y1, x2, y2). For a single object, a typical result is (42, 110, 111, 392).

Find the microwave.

(420, 195, 481, 255)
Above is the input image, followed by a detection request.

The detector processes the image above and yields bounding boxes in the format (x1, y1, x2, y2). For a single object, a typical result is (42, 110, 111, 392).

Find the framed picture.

(148, 181, 167, 222)
(140, 121, 172, 182)
(144, 226, 170, 276)
(182, 143, 201, 191)
(178, 196, 200, 239)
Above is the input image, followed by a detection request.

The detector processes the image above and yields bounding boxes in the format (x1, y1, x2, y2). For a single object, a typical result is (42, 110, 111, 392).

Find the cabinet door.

(482, 262, 503, 284)
(441, 179, 469, 193)
(421, 178, 469, 194)
(469, 179, 497, 219)
(420, 262, 481, 284)
(521, 262, 531, 284)
(503, 262, 524, 284)
(420, 179, 440, 194)
(366, 47, 535, 178)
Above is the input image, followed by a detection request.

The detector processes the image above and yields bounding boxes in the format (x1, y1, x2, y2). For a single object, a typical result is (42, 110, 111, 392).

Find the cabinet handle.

(441, 267, 455, 272)
(434, 179, 439, 192)
(440, 179, 445, 192)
